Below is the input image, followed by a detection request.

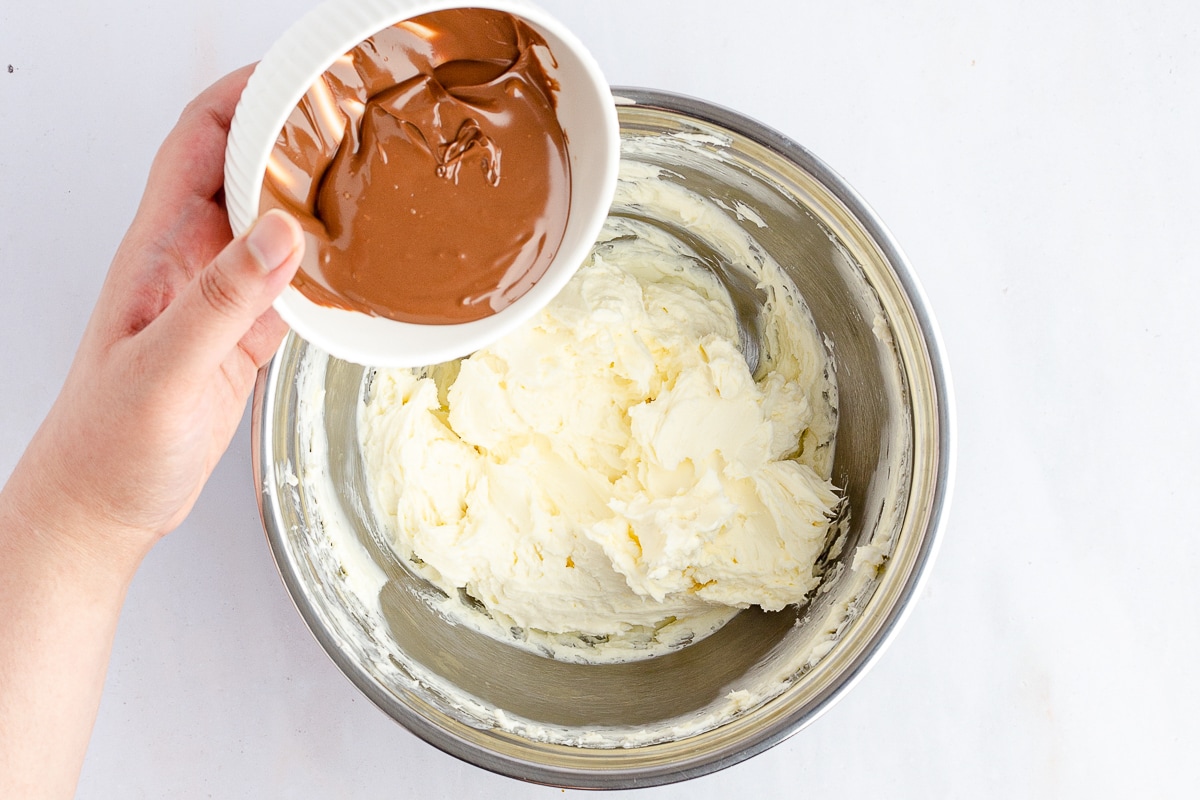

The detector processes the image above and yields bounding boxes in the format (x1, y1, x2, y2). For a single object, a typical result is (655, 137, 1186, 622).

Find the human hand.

(3, 64, 304, 568)
(0, 66, 304, 799)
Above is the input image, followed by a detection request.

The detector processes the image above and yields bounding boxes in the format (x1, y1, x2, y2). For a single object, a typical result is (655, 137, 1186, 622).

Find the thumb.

(151, 209, 303, 377)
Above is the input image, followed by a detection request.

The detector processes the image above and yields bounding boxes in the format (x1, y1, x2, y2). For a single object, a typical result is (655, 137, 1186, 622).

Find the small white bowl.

(225, 0, 618, 367)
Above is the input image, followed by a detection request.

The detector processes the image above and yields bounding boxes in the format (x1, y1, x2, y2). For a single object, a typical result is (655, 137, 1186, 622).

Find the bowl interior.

(254, 91, 950, 788)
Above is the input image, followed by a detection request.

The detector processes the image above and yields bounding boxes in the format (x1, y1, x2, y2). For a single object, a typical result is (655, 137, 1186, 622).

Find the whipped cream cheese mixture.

(358, 162, 841, 660)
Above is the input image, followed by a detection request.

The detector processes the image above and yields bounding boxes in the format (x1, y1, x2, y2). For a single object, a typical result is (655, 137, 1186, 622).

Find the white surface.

(1, 1, 1196, 797)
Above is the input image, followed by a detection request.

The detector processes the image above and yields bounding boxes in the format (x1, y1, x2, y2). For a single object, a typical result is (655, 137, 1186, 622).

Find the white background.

(2, 1, 1197, 797)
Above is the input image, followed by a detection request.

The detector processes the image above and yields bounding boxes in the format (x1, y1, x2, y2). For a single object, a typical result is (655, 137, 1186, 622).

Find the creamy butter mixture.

(358, 165, 840, 660)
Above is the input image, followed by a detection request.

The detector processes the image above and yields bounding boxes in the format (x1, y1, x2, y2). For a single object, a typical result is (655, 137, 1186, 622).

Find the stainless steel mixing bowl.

(252, 88, 954, 789)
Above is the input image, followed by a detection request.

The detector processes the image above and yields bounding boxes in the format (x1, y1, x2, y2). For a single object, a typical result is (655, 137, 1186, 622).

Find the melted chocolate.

(261, 9, 571, 324)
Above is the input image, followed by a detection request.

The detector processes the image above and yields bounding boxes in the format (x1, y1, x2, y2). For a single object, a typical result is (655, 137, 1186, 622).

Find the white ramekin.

(225, 0, 618, 367)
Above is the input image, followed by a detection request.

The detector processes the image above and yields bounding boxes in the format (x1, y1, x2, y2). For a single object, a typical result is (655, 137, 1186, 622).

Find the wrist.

(0, 447, 144, 800)
(0, 448, 151, 593)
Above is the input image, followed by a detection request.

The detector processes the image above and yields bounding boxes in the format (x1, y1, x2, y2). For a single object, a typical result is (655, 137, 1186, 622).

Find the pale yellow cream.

(359, 169, 840, 658)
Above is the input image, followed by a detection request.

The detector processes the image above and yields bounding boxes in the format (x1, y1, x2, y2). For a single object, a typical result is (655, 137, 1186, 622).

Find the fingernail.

(246, 209, 301, 274)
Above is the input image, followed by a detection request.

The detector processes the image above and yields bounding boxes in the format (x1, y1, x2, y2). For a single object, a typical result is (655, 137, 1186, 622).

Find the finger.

(206, 307, 293, 410)
(138, 64, 257, 224)
(239, 306, 291, 369)
(144, 209, 303, 381)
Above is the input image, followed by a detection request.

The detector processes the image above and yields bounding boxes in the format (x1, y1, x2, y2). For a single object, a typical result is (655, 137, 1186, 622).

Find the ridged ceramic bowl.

(225, 0, 618, 367)
(253, 89, 955, 789)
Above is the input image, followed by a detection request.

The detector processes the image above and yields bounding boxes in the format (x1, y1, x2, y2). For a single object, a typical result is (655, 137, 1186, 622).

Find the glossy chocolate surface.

(262, 9, 571, 324)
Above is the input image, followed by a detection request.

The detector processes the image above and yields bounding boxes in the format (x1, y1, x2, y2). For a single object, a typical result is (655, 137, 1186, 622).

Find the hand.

(5, 64, 304, 565)
(0, 65, 304, 800)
